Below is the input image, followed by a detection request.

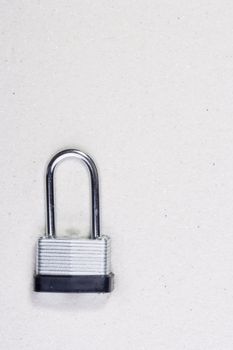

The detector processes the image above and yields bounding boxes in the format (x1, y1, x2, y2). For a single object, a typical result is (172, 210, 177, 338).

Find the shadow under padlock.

(34, 149, 114, 293)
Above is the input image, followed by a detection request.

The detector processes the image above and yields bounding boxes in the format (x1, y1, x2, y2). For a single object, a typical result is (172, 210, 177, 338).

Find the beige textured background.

(1, 1, 233, 349)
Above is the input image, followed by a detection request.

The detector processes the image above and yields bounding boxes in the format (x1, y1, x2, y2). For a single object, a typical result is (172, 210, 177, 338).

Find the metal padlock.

(34, 149, 114, 293)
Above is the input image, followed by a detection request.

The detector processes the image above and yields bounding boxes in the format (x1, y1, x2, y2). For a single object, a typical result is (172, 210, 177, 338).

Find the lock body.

(35, 235, 113, 293)
(34, 149, 114, 293)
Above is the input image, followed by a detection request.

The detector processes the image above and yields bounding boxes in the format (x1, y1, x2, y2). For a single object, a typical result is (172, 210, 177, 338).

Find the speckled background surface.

(1, 1, 233, 349)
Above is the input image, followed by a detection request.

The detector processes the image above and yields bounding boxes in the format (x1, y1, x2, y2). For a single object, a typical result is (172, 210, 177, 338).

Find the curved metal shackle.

(46, 149, 100, 239)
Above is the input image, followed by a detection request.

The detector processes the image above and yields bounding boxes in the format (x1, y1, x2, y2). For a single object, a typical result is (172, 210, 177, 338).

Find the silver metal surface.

(36, 149, 112, 278)
(46, 149, 100, 239)
(36, 236, 111, 275)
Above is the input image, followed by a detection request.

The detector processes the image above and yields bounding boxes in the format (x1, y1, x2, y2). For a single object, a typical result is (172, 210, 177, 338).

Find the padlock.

(34, 149, 114, 293)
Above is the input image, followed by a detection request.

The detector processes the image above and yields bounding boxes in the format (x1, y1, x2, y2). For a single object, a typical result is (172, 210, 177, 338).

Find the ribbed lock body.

(36, 235, 111, 276)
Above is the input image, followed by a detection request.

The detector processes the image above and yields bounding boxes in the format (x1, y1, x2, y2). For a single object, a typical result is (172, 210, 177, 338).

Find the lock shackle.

(46, 149, 100, 239)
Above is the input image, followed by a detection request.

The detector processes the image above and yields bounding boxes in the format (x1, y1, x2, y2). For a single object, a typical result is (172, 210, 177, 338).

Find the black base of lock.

(34, 273, 114, 293)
